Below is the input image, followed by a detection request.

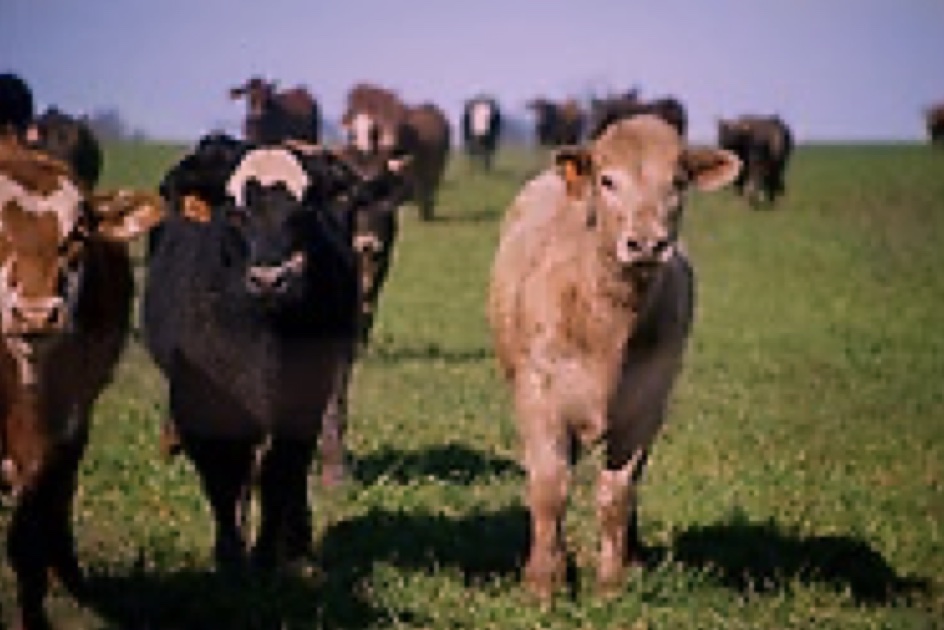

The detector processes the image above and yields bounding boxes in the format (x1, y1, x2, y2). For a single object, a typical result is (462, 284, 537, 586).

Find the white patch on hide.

(351, 113, 374, 153)
(226, 148, 310, 207)
(0, 172, 83, 239)
(471, 101, 493, 136)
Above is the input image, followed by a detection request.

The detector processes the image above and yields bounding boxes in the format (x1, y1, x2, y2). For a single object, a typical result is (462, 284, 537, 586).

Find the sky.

(2, 0, 943, 143)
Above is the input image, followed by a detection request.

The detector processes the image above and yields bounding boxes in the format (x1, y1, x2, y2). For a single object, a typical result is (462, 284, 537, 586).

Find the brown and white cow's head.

(555, 115, 740, 271)
(0, 149, 163, 383)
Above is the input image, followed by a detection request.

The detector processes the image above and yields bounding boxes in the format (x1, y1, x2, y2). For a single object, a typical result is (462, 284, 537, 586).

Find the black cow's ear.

(554, 146, 593, 199)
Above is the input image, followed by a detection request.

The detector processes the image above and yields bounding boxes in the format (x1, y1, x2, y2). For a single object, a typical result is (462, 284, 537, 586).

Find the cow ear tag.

(554, 148, 591, 199)
(182, 194, 212, 223)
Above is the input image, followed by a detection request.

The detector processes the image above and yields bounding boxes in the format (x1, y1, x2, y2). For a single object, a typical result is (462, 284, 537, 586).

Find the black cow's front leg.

(253, 437, 316, 570)
(183, 436, 256, 573)
(319, 367, 352, 488)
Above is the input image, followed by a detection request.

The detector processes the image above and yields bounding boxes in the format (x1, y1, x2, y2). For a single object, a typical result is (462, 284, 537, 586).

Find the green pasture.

(1, 141, 942, 629)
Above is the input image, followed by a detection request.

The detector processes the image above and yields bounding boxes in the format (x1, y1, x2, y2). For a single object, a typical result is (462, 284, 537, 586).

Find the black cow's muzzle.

(245, 251, 306, 299)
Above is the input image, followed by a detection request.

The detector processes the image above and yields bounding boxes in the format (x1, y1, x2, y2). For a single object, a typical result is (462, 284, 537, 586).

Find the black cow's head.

(160, 134, 406, 315)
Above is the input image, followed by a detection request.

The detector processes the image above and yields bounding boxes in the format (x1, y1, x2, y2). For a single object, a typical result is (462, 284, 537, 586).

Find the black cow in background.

(718, 115, 794, 208)
(329, 146, 413, 348)
(27, 107, 103, 189)
(0, 72, 34, 144)
(462, 95, 502, 171)
(588, 89, 688, 139)
(927, 103, 944, 146)
(229, 76, 321, 145)
(145, 134, 373, 572)
(526, 97, 585, 147)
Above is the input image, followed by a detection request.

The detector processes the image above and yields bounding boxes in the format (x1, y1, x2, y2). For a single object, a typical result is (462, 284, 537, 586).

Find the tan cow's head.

(0, 148, 163, 381)
(555, 114, 740, 269)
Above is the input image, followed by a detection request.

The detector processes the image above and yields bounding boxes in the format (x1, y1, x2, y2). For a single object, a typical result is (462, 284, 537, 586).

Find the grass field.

(1, 140, 942, 629)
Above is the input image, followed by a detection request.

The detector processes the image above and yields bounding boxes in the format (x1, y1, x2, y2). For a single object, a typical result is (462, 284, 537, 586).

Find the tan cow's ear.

(681, 148, 741, 192)
(90, 190, 166, 242)
(554, 146, 593, 199)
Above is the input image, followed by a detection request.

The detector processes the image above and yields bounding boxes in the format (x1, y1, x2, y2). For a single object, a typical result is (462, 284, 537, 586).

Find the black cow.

(331, 147, 412, 347)
(144, 134, 374, 571)
(526, 98, 585, 147)
(927, 104, 944, 146)
(589, 90, 688, 139)
(0, 72, 34, 144)
(462, 95, 502, 171)
(718, 115, 794, 207)
(27, 107, 103, 189)
(229, 76, 320, 145)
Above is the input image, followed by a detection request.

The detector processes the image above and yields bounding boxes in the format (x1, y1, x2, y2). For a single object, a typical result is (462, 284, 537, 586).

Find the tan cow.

(0, 143, 163, 629)
(488, 115, 739, 599)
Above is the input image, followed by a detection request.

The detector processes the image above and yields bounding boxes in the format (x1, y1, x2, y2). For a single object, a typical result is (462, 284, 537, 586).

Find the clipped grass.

(1, 142, 942, 629)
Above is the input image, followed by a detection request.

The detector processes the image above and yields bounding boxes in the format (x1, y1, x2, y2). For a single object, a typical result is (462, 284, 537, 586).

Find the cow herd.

(1, 69, 942, 628)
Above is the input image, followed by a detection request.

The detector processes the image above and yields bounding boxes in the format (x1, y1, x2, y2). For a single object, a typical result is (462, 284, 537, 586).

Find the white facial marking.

(471, 101, 493, 136)
(226, 148, 310, 207)
(351, 113, 374, 153)
(0, 172, 83, 239)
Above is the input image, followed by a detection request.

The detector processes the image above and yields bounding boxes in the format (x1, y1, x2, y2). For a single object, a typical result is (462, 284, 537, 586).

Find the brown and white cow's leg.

(182, 436, 256, 572)
(253, 436, 317, 570)
(517, 382, 570, 600)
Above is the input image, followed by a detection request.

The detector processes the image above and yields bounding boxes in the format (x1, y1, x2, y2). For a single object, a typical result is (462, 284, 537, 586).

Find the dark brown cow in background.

(718, 114, 794, 208)
(526, 97, 585, 147)
(588, 89, 688, 139)
(0, 143, 163, 630)
(927, 104, 944, 146)
(27, 107, 103, 190)
(229, 76, 320, 145)
(341, 83, 450, 220)
(0, 72, 35, 146)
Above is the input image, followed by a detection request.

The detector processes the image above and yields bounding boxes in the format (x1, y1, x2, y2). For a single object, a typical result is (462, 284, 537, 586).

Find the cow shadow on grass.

(656, 514, 930, 605)
(80, 504, 529, 629)
(352, 442, 522, 486)
(82, 561, 398, 630)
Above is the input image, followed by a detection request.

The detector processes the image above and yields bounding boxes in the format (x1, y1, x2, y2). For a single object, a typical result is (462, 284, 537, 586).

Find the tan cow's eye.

(600, 175, 616, 191)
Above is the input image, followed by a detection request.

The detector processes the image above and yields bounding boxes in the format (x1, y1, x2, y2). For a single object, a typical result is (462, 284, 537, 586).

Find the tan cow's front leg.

(518, 382, 570, 600)
(595, 448, 647, 593)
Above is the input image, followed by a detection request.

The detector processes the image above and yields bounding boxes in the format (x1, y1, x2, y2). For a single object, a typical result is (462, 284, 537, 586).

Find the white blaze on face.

(351, 113, 374, 153)
(226, 148, 310, 206)
(0, 171, 83, 240)
(471, 101, 493, 137)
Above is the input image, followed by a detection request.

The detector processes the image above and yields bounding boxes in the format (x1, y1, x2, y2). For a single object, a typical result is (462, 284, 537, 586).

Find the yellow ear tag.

(182, 195, 211, 223)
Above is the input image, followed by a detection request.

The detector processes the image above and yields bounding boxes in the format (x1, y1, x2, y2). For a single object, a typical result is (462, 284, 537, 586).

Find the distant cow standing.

(229, 76, 320, 145)
(330, 146, 412, 347)
(342, 84, 450, 220)
(527, 97, 585, 147)
(0, 72, 35, 145)
(0, 143, 163, 630)
(927, 104, 944, 146)
(27, 107, 103, 190)
(488, 116, 740, 599)
(718, 115, 793, 207)
(589, 90, 688, 139)
(145, 134, 390, 572)
(462, 95, 502, 171)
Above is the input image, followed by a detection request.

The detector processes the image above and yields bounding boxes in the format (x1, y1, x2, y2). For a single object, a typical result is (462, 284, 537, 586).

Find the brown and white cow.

(341, 84, 450, 220)
(488, 116, 739, 599)
(0, 143, 163, 629)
